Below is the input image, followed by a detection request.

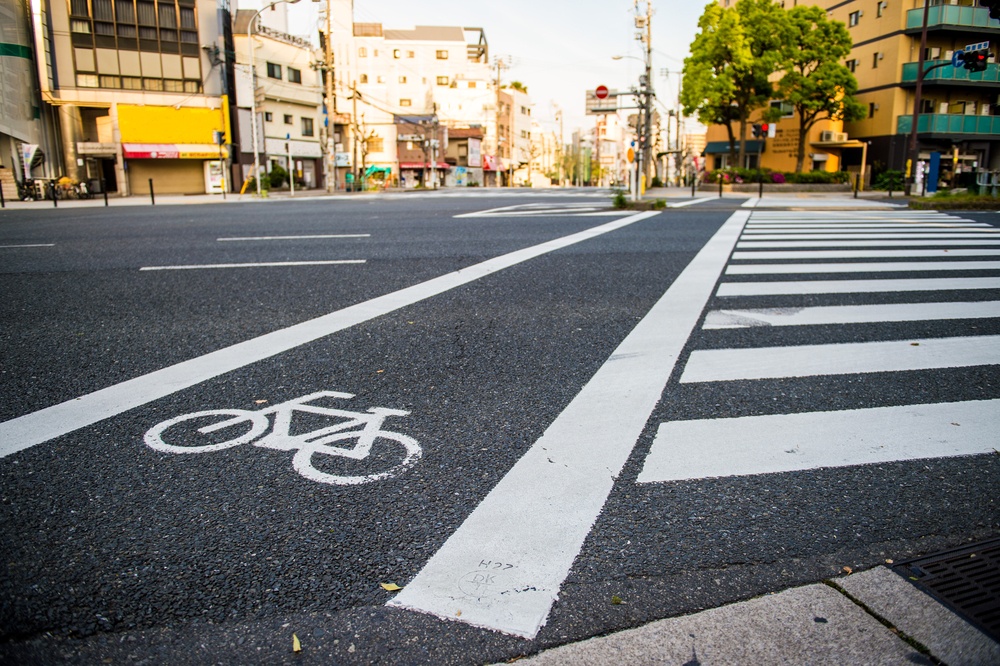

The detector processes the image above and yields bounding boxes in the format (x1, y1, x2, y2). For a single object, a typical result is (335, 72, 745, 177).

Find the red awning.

(483, 155, 500, 171)
(398, 162, 451, 169)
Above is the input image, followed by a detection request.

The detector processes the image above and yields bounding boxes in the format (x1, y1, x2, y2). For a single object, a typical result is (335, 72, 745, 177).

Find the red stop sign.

(595, 85, 609, 100)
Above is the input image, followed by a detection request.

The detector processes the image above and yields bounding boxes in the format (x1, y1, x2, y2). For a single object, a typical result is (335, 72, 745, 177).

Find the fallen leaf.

(292, 633, 301, 653)
(255, 399, 268, 404)
(376, 370, 385, 374)
(910, 343, 920, 347)
(611, 595, 623, 605)
(380, 582, 402, 591)
(885, 559, 894, 564)
(842, 566, 853, 575)
(456, 610, 462, 617)
(951, 423, 961, 427)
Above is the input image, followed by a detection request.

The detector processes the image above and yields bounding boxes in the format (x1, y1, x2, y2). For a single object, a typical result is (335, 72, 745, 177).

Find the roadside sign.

(627, 147, 635, 163)
(952, 50, 965, 68)
(585, 90, 618, 115)
(964, 41, 989, 53)
(595, 85, 609, 100)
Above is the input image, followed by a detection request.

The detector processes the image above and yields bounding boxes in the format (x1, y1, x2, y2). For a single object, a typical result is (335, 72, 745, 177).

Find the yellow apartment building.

(704, 0, 1000, 184)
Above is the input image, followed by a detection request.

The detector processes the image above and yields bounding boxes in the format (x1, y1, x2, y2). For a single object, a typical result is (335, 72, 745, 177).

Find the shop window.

(267, 62, 282, 79)
(302, 117, 314, 136)
(288, 67, 302, 84)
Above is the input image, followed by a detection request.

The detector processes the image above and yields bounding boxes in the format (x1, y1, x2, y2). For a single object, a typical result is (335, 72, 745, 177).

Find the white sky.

(274, 0, 711, 135)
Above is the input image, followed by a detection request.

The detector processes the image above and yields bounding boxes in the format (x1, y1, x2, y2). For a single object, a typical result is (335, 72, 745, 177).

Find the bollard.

(854, 173, 860, 199)
(0, 181, 5, 208)
(691, 176, 696, 198)
(101, 177, 108, 207)
(758, 174, 763, 198)
(718, 177, 723, 198)
(149, 178, 155, 205)
(52, 181, 58, 208)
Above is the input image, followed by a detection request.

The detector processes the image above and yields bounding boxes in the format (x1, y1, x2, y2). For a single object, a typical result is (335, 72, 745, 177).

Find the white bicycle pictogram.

(144, 391, 421, 485)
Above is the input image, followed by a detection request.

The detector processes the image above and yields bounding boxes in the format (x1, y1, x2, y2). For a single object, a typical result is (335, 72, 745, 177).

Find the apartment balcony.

(905, 5, 1000, 34)
(901, 60, 1000, 88)
(897, 113, 1000, 138)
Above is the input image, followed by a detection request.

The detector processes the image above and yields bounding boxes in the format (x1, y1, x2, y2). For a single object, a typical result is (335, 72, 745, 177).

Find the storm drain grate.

(893, 537, 1000, 642)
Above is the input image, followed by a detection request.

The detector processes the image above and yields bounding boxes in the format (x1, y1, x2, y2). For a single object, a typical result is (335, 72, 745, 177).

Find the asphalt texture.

(1, 191, 998, 664)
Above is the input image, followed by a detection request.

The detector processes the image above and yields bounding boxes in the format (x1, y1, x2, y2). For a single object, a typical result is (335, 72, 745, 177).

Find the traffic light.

(752, 123, 762, 138)
(962, 49, 990, 72)
(751, 123, 770, 139)
(979, 1, 1000, 20)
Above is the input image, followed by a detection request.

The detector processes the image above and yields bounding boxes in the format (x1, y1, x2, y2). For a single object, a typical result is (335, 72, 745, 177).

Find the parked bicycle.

(144, 391, 422, 486)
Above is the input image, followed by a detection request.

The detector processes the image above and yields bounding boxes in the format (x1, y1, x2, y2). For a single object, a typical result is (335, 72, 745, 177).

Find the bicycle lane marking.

(0, 210, 660, 459)
(388, 210, 749, 639)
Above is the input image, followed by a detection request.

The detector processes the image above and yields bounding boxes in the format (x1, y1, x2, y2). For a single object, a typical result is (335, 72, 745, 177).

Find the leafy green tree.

(776, 5, 866, 173)
(681, 0, 788, 168)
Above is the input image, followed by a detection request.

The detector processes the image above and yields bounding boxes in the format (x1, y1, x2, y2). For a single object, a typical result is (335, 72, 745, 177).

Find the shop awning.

(483, 155, 500, 171)
(399, 162, 451, 169)
(123, 143, 229, 159)
(703, 140, 763, 155)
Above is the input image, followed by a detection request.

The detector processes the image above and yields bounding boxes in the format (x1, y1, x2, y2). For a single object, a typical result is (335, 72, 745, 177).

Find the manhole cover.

(893, 537, 1000, 641)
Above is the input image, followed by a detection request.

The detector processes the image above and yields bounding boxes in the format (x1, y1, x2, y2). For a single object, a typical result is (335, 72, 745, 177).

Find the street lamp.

(248, 0, 302, 198)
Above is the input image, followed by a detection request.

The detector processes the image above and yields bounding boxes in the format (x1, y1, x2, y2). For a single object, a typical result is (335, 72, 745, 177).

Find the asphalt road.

(1, 191, 997, 664)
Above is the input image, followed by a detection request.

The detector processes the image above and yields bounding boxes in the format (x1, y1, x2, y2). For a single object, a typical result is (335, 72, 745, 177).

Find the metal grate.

(893, 537, 1000, 642)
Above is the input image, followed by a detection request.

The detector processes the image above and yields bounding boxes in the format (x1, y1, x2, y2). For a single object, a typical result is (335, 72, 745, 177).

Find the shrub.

(269, 164, 288, 189)
(650, 176, 663, 188)
(247, 173, 271, 192)
(872, 170, 904, 191)
(771, 172, 786, 184)
(612, 188, 628, 209)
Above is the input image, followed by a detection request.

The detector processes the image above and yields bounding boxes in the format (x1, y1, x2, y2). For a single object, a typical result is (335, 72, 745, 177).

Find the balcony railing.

(906, 6, 1000, 31)
(897, 113, 1000, 136)
(901, 60, 1000, 85)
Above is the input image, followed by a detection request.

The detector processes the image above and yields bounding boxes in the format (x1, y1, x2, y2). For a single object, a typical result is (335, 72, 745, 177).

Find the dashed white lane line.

(216, 234, 371, 241)
(0, 210, 660, 459)
(0, 244, 55, 249)
(388, 211, 750, 639)
(140, 260, 366, 270)
(637, 399, 1000, 483)
(679, 335, 1000, 383)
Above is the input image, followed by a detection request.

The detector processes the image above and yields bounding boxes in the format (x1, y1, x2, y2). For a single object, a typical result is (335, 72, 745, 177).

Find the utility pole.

(493, 56, 509, 187)
(352, 81, 359, 191)
(324, 0, 335, 192)
(637, 0, 654, 200)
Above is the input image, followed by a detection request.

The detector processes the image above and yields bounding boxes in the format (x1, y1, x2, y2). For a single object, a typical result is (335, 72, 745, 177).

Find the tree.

(777, 5, 866, 172)
(681, 0, 787, 168)
(507, 81, 528, 93)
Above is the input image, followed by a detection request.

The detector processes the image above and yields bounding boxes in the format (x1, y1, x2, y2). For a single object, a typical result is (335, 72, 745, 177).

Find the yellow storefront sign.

(118, 105, 229, 145)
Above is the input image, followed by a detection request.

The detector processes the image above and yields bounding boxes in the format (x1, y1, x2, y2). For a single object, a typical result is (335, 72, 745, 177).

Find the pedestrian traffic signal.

(962, 48, 990, 72)
(979, 1, 1000, 20)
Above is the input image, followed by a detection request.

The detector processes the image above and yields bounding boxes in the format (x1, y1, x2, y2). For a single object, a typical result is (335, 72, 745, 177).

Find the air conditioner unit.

(835, 132, 848, 142)
(820, 130, 836, 142)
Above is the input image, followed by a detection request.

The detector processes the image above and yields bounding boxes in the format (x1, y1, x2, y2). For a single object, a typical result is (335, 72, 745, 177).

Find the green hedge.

(706, 169, 850, 185)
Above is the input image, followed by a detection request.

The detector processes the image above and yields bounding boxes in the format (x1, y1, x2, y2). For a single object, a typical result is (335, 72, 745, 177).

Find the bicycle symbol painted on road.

(144, 391, 421, 485)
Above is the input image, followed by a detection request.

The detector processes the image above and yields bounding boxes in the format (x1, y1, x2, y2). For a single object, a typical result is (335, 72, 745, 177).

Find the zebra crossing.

(639, 209, 1000, 483)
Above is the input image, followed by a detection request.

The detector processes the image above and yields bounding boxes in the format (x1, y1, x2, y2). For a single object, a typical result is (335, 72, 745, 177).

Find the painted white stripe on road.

(717, 277, 1000, 296)
(743, 227, 997, 234)
(703, 301, 1000, 329)
(140, 260, 367, 270)
(387, 211, 751, 639)
(740, 233, 1000, 241)
(668, 197, 719, 208)
(637, 400, 1000, 483)
(746, 222, 991, 228)
(738, 240, 1000, 248)
(0, 244, 55, 249)
(679, 335, 1000, 383)
(741, 197, 759, 208)
(731, 249, 1000, 260)
(216, 234, 371, 241)
(725, 261, 1000, 275)
(0, 211, 661, 459)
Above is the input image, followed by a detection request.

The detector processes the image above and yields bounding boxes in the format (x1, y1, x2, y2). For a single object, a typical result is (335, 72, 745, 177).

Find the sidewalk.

(514, 565, 999, 665)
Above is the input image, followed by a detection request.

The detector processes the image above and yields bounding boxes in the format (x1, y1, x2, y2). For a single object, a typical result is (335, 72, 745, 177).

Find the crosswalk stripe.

(731, 249, 1000, 260)
(388, 210, 751, 639)
(740, 233, 1000, 240)
(636, 400, 999, 483)
(725, 261, 1000, 275)
(737, 240, 1000, 248)
(679, 335, 1000, 383)
(702, 301, 1000, 329)
(743, 228, 997, 235)
(716, 277, 1000, 296)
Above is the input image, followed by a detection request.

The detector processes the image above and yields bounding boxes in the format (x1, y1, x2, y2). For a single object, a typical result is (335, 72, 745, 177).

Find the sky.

(273, 0, 711, 136)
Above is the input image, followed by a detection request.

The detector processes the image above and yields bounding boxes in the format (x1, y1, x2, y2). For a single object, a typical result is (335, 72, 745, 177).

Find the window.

(399, 75, 407, 83)
(115, 0, 135, 22)
(393, 49, 401, 58)
(468, 81, 476, 88)
(406, 50, 415, 58)
(367, 137, 384, 152)
(436, 49, 448, 59)
(400, 98, 411, 107)
(284, 114, 293, 124)
(93, 0, 112, 21)
(376, 75, 385, 83)
(302, 117, 314, 136)
(71, 19, 91, 34)
(137, 1, 155, 25)
(163, 79, 184, 91)
(872, 52, 880, 68)
(849, 11, 859, 27)
(877, 1, 885, 18)
(264, 111, 273, 122)
(267, 62, 282, 79)
(99, 75, 121, 88)
(288, 67, 301, 84)
(76, 73, 99, 87)
(122, 76, 142, 89)
(70, 0, 88, 15)
(846, 58, 857, 73)
(359, 47, 367, 57)
(868, 102, 876, 118)
(143, 78, 163, 91)
(436, 76, 449, 86)
(360, 73, 368, 83)
(769, 100, 794, 118)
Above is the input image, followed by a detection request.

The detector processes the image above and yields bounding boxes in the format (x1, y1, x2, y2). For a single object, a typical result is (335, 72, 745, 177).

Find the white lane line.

(741, 197, 760, 208)
(216, 234, 371, 241)
(743, 227, 997, 234)
(679, 335, 1000, 383)
(0, 211, 661, 459)
(717, 277, 1000, 296)
(387, 211, 750, 639)
(725, 261, 1000, 275)
(703, 301, 1000, 329)
(740, 233, 1000, 241)
(667, 197, 719, 208)
(0, 244, 55, 249)
(140, 260, 366, 271)
(738, 240, 1000, 248)
(731, 249, 1000, 260)
(637, 400, 1000, 483)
